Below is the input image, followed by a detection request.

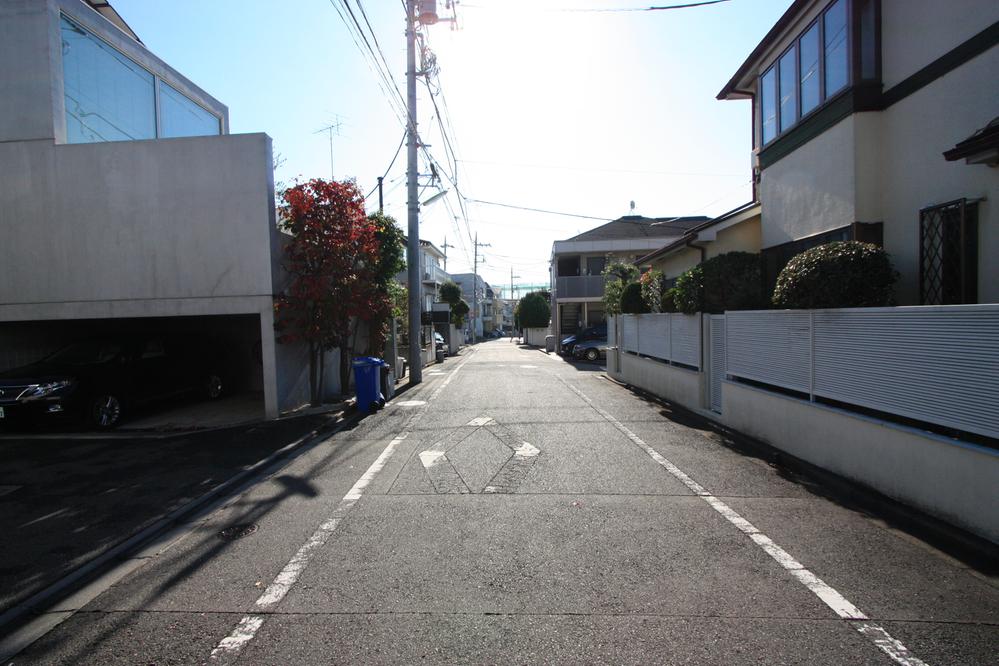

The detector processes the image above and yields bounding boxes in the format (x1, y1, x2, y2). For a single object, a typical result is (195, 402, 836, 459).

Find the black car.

(0, 337, 224, 430)
(560, 323, 607, 356)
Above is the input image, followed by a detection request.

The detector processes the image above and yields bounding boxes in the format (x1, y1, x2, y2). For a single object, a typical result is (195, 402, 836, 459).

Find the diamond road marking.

(0, 485, 23, 498)
(519, 365, 537, 368)
(514, 442, 539, 458)
(466, 417, 495, 426)
(419, 450, 446, 467)
(394, 400, 426, 407)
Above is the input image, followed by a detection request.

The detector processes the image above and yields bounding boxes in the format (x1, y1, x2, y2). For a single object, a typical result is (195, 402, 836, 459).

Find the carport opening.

(0, 314, 265, 429)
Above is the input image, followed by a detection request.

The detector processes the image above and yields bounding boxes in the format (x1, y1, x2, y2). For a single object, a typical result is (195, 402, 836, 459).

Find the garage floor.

(119, 392, 265, 431)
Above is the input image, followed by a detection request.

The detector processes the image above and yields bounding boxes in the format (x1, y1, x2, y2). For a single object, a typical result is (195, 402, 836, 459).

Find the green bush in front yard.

(772, 241, 898, 309)
(672, 252, 766, 314)
(620, 281, 650, 314)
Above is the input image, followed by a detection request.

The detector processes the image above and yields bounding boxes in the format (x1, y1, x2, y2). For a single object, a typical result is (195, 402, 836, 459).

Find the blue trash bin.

(352, 357, 386, 413)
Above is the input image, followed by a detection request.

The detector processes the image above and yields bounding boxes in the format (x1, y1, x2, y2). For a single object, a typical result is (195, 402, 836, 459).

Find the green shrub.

(672, 252, 765, 314)
(673, 267, 703, 314)
(620, 281, 649, 314)
(772, 241, 897, 309)
(516, 291, 551, 328)
(662, 287, 679, 313)
(640, 269, 667, 313)
(602, 262, 640, 315)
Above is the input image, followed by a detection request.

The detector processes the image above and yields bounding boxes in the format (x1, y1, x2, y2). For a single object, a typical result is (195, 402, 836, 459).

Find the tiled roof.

(566, 216, 710, 242)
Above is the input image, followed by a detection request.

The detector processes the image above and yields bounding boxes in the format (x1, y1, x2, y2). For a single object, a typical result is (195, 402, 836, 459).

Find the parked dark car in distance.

(561, 323, 607, 356)
(572, 338, 609, 362)
(0, 336, 224, 430)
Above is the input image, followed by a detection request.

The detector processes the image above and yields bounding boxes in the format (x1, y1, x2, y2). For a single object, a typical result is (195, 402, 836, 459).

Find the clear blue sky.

(111, 0, 793, 290)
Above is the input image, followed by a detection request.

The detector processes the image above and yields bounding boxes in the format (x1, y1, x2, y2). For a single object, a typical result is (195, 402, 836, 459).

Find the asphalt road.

(7, 340, 998, 665)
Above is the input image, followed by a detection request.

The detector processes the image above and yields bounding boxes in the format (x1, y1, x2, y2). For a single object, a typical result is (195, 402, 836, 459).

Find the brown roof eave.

(717, 0, 811, 100)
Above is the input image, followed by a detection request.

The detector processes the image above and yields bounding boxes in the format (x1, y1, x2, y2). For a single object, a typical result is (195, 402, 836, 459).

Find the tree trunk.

(308, 339, 319, 407)
(339, 334, 350, 400)
(317, 347, 326, 406)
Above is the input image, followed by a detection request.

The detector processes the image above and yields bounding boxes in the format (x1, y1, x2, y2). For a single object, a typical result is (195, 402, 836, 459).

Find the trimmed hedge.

(516, 291, 551, 328)
(772, 241, 897, 309)
(620, 281, 649, 314)
(672, 252, 765, 314)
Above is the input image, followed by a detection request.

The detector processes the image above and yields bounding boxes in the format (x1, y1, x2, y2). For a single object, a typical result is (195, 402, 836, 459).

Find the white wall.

(759, 116, 857, 248)
(612, 353, 704, 415)
(722, 381, 999, 545)
(880, 0, 999, 89)
(878, 50, 999, 304)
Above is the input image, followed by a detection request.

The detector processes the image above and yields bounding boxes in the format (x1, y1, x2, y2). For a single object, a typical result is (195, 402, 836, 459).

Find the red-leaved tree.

(274, 179, 380, 405)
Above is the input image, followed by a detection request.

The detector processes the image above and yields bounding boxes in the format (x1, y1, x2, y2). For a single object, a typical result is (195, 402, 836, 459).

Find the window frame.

(758, 0, 866, 148)
(60, 12, 222, 143)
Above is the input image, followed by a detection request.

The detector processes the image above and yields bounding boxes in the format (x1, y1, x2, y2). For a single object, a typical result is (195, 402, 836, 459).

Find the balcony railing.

(555, 275, 605, 299)
(423, 264, 449, 284)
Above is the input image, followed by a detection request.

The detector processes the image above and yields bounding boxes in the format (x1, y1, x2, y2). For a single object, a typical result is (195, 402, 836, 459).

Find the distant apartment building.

(397, 239, 450, 312)
(450, 273, 495, 339)
(549, 215, 708, 343)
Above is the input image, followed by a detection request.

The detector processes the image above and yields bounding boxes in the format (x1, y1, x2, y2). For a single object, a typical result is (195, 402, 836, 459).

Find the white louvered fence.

(725, 305, 999, 440)
(619, 313, 701, 369)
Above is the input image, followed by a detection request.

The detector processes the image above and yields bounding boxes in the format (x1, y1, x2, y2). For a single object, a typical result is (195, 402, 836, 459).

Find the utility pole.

(405, 0, 422, 385)
(377, 176, 384, 213)
(441, 237, 454, 273)
(510, 268, 521, 338)
(472, 233, 490, 343)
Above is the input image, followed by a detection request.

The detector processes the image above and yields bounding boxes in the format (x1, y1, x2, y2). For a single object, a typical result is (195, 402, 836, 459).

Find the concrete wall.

(0, 134, 276, 308)
(524, 327, 550, 347)
(721, 380, 999, 544)
(612, 353, 704, 414)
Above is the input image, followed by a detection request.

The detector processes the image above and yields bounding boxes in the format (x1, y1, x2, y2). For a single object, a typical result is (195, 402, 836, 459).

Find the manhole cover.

(218, 523, 258, 541)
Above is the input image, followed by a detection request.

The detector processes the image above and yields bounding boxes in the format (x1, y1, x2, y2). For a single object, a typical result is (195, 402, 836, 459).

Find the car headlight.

(20, 380, 74, 401)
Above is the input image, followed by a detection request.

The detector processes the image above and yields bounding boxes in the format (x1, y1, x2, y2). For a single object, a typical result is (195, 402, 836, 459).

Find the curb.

(0, 408, 363, 646)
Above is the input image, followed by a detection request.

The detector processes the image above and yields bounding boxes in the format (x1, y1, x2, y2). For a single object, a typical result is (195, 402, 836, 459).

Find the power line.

(464, 198, 613, 221)
(365, 131, 407, 199)
(461, 0, 732, 12)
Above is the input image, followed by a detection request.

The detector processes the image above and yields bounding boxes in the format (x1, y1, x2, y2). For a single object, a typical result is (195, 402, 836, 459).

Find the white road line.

(559, 377, 929, 666)
(210, 433, 407, 660)
(513, 442, 539, 458)
(210, 348, 478, 661)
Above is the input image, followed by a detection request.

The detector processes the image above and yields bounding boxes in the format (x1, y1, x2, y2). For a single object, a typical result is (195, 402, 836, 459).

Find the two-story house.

(549, 215, 709, 343)
(449, 273, 492, 339)
(718, 0, 998, 303)
(0, 0, 323, 418)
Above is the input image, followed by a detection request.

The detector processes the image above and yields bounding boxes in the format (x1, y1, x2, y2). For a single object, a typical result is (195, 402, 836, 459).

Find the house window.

(61, 16, 156, 142)
(920, 200, 978, 305)
(60, 15, 221, 144)
(761, 68, 777, 144)
(799, 23, 821, 116)
(778, 46, 798, 132)
(823, 0, 849, 95)
(159, 82, 221, 138)
(759, 0, 866, 147)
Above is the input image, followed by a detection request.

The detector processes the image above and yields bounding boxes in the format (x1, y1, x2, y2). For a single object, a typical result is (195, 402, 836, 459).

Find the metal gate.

(709, 315, 726, 413)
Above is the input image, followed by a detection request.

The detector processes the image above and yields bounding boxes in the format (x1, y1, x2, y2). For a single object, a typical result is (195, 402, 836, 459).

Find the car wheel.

(205, 373, 224, 400)
(89, 394, 123, 429)
(585, 348, 600, 362)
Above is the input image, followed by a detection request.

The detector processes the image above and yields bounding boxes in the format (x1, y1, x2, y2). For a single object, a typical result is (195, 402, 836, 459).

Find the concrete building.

(0, 0, 323, 419)
(718, 0, 999, 302)
(549, 215, 708, 343)
(449, 273, 493, 339)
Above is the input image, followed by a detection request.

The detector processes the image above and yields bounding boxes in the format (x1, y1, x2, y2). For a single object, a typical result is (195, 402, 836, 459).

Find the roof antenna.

(629, 200, 636, 215)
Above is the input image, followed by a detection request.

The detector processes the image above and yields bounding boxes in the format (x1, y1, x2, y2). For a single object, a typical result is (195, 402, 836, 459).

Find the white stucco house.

(718, 0, 998, 303)
(0, 0, 327, 419)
